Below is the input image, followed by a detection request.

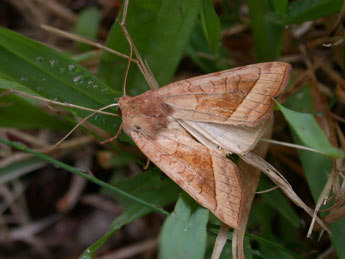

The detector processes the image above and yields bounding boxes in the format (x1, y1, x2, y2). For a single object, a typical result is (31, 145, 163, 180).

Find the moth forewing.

(156, 62, 291, 127)
(129, 120, 244, 228)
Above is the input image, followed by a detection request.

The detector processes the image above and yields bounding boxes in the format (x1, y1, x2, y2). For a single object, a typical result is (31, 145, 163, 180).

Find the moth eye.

(135, 125, 141, 130)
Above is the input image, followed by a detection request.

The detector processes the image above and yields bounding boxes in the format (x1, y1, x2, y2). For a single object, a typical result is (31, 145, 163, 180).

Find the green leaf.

(80, 170, 180, 258)
(99, 0, 199, 94)
(159, 193, 209, 259)
(199, 0, 222, 53)
(0, 93, 69, 129)
(284, 86, 345, 258)
(0, 157, 47, 184)
(259, 177, 300, 228)
(269, 0, 288, 15)
(73, 7, 101, 52)
(276, 101, 345, 158)
(0, 26, 121, 134)
(249, 202, 300, 259)
(186, 22, 231, 74)
(0, 77, 36, 94)
(0, 137, 170, 217)
(283, 0, 344, 24)
(247, 0, 287, 61)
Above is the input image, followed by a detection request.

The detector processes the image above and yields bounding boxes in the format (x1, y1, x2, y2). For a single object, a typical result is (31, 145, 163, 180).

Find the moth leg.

(49, 103, 119, 150)
(143, 158, 150, 170)
(100, 123, 124, 144)
(211, 223, 230, 259)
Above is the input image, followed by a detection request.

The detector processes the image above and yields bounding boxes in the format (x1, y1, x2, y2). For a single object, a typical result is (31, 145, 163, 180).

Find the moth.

(119, 62, 291, 228)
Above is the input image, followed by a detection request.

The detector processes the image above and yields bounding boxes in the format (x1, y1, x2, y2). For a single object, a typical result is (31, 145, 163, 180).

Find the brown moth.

(119, 62, 291, 228)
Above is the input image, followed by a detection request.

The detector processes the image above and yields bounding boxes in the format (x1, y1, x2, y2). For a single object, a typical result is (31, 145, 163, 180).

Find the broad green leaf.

(284, 86, 345, 258)
(269, 0, 288, 15)
(186, 23, 231, 74)
(159, 193, 209, 259)
(111, 167, 180, 208)
(199, 0, 221, 53)
(276, 101, 345, 158)
(0, 26, 121, 134)
(0, 93, 69, 129)
(73, 7, 101, 52)
(283, 0, 344, 24)
(250, 202, 299, 259)
(259, 177, 300, 228)
(80, 169, 180, 258)
(99, 0, 199, 94)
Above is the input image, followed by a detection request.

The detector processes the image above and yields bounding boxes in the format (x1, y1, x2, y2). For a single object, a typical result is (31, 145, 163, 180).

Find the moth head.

(118, 91, 173, 138)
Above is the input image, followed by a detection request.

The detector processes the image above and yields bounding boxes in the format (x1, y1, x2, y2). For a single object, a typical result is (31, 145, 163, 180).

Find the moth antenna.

(11, 90, 118, 117)
(50, 103, 119, 150)
(100, 123, 123, 144)
(118, 0, 160, 91)
(261, 138, 326, 155)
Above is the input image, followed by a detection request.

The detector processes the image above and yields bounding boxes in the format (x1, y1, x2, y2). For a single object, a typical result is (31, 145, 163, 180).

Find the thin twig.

(261, 138, 327, 155)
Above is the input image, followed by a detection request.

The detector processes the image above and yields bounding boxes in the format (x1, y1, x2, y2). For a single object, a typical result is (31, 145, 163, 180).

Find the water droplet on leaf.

(68, 64, 76, 72)
(73, 75, 83, 83)
(35, 56, 43, 63)
(49, 59, 57, 66)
